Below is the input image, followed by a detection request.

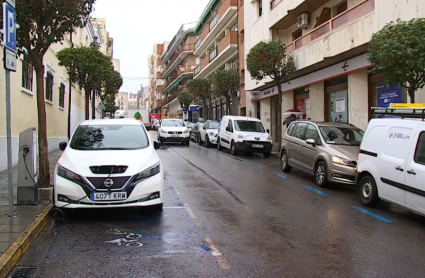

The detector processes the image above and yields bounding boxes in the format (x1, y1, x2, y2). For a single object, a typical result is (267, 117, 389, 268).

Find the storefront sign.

(335, 97, 346, 113)
(377, 83, 402, 108)
(190, 106, 199, 111)
(251, 54, 370, 101)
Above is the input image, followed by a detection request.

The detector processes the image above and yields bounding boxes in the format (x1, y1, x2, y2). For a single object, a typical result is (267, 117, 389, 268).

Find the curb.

(0, 203, 53, 278)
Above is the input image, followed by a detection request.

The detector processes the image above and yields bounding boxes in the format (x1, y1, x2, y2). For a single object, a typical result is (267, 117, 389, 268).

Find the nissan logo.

(104, 179, 114, 188)
(255, 137, 260, 140)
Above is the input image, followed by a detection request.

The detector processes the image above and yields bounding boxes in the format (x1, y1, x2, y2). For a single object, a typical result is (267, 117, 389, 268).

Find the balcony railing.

(194, 64, 201, 76)
(286, 0, 374, 53)
(163, 43, 195, 74)
(195, 37, 201, 49)
(164, 66, 194, 89)
(270, 0, 283, 10)
(210, 14, 218, 31)
(209, 47, 218, 62)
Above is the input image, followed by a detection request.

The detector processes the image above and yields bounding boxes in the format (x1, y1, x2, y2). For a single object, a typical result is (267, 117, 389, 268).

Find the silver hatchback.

(280, 121, 364, 187)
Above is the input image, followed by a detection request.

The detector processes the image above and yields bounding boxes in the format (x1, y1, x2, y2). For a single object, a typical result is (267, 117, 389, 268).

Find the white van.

(356, 107, 425, 216)
(217, 116, 273, 157)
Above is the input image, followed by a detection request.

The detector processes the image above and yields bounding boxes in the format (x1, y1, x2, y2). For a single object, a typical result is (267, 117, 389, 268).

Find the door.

(299, 124, 321, 173)
(287, 123, 308, 168)
(222, 119, 234, 148)
(378, 123, 418, 205)
(200, 121, 208, 141)
(329, 90, 348, 123)
(405, 129, 425, 213)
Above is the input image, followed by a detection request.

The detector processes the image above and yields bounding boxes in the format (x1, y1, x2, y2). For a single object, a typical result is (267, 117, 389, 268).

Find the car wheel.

(280, 151, 292, 172)
(217, 138, 223, 151)
(359, 175, 380, 207)
(230, 142, 238, 155)
(315, 161, 328, 188)
(205, 136, 211, 147)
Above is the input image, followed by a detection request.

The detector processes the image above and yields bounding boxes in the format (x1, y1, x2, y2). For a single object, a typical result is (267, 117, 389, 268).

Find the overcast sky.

(92, 0, 210, 94)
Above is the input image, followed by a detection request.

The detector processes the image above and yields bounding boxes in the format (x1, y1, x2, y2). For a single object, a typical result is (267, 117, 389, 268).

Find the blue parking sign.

(3, 3, 17, 52)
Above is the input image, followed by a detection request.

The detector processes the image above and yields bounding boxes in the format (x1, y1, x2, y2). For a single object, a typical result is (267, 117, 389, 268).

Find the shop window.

(59, 83, 65, 108)
(292, 29, 302, 41)
(22, 56, 33, 91)
(45, 72, 54, 102)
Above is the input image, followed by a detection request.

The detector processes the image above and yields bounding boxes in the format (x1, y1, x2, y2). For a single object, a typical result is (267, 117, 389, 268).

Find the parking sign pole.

(5, 67, 13, 216)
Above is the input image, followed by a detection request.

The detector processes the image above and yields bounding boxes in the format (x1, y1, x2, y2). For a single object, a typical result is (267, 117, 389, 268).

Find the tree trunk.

(277, 81, 283, 153)
(91, 90, 96, 119)
(84, 86, 90, 120)
(409, 87, 416, 103)
(34, 61, 51, 188)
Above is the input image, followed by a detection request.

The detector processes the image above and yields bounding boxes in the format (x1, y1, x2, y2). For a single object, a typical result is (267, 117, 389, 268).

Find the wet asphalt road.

(12, 131, 425, 278)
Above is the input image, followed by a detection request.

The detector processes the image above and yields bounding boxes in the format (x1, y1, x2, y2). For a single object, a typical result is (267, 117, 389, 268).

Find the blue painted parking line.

(303, 185, 330, 197)
(351, 206, 392, 223)
(234, 157, 243, 162)
(274, 173, 288, 179)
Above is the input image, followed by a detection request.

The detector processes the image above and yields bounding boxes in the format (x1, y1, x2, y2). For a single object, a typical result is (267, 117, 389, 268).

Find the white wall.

(348, 70, 369, 130)
(309, 82, 325, 121)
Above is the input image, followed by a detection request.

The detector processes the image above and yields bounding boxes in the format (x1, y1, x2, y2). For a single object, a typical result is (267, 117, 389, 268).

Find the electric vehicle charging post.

(18, 128, 38, 205)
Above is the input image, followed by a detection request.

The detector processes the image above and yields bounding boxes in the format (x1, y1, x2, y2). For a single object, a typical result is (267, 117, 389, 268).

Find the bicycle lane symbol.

(105, 232, 144, 248)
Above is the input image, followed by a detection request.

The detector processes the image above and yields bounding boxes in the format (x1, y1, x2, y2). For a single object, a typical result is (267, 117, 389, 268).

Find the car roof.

(223, 116, 261, 121)
(80, 119, 142, 126)
(291, 120, 357, 128)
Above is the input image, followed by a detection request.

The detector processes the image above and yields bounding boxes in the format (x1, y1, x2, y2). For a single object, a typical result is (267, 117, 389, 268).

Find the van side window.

(228, 120, 233, 132)
(415, 132, 425, 165)
(293, 123, 308, 140)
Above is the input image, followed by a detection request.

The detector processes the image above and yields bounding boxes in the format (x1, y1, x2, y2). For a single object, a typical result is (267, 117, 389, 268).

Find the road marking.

(351, 206, 393, 223)
(251, 164, 262, 169)
(233, 157, 243, 162)
(185, 203, 196, 219)
(274, 172, 288, 179)
(174, 187, 181, 195)
(303, 185, 331, 197)
(206, 238, 230, 270)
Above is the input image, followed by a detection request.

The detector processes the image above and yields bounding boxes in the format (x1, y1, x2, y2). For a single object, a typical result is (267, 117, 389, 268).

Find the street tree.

(209, 70, 239, 115)
(2, 0, 96, 186)
(368, 18, 425, 103)
(186, 79, 212, 119)
(57, 47, 113, 119)
(98, 69, 123, 118)
(177, 91, 194, 108)
(246, 40, 296, 151)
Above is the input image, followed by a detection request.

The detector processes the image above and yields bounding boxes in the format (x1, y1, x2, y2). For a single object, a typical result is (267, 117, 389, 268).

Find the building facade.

(0, 18, 113, 171)
(148, 43, 167, 114)
(116, 92, 129, 110)
(245, 0, 425, 143)
(193, 0, 239, 120)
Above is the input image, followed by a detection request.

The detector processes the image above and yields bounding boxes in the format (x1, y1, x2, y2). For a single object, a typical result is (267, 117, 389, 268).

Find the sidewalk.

(0, 149, 61, 257)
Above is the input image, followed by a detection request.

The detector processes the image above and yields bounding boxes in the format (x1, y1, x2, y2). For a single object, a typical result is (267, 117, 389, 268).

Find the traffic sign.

(3, 3, 17, 52)
(5, 0, 15, 9)
(4, 48, 16, 71)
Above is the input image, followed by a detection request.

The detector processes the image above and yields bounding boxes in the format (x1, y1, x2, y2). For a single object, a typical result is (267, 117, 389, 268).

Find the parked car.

(280, 121, 364, 187)
(158, 119, 190, 146)
(217, 116, 273, 157)
(199, 120, 220, 147)
(356, 113, 425, 216)
(54, 119, 163, 211)
(190, 122, 204, 142)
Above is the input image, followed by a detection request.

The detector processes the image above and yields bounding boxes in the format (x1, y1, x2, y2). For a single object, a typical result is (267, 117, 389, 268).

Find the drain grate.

(8, 267, 37, 278)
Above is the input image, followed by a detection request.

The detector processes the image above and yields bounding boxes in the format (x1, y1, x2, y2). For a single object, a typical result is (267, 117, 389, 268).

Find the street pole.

(5, 69, 13, 216)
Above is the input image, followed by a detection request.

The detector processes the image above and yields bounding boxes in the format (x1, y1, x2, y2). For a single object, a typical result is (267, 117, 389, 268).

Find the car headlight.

(237, 134, 244, 139)
(331, 156, 355, 167)
(133, 162, 160, 182)
(184, 129, 189, 134)
(57, 164, 83, 183)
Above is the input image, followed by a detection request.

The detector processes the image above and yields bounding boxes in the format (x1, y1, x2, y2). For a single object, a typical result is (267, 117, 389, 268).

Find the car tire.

(217, 138, 223, 151)
(359, 175, 380, 207)
(315, 161, 328, 188)
(205, 136, 211, 147)
(280, 150, 292, 172)
(230, 141, 238, 155)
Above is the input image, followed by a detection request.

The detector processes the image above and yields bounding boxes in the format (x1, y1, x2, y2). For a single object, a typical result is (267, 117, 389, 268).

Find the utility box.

(17, 127, 38, 205)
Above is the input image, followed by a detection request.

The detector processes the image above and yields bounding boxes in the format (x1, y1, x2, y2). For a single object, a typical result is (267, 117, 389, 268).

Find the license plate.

(252, 144, 263, 148)
(91, 192, 127, 201)
(171, 134, 179, 137)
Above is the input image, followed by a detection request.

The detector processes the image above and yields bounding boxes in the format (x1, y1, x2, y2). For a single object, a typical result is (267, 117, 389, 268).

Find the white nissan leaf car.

(54, 119, 164, 210)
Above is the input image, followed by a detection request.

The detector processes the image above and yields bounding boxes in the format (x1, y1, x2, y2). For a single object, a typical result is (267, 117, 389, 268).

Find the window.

(319, 126, 364, 146)
(59, 83, 66, 108)
(293, 123, 308, 139)
(258, 0, 262, 17)
(227, 120, 233, 132)
(22, 57, 33, 91)
(234, 120, 265, 133)
(292, 29, 302, 41)
(241, 69, 245, 83)
(336, 1, 347, 15)
(305, 124, 321, 145)
(240, 30, 244, 44)
(287, 123, 296, 136)
(415, 132, 425, 165)
(45, 72, 54, 102)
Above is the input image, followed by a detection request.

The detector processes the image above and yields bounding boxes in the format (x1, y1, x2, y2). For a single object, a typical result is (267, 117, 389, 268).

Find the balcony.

(155, 93, 163, 100)
(163, 66, 194, 92)
(162, 22, 197, 65)
(162, 87, 184, 107)
(194, 64, 201, 76)
(194, 31, 238, 79)
(285, 0, 375, 70)
(162, 43, 195, 78)
(194, 0, 237, 56)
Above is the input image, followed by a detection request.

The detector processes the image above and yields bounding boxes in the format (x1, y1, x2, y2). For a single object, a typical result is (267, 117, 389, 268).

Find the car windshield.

(162, 120, 185, 127)
(234, 120, 265, 133)
(319, 126, 364, 146)
(70, 125, 149, 150)
(208, 122, 219, 129)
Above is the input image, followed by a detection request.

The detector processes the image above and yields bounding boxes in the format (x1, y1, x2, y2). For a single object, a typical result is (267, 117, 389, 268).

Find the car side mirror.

(154, 140, 161, 150)
(306, 139, 316, 146)
(59, 142, 67, 151)
(267, 129, 270, 134)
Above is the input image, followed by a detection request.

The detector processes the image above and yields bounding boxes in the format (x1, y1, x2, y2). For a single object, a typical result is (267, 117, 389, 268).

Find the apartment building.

(128, 93, 139, 109)
(116, 92, 129, 110)
(193, 0, 239, 120)
(148, 43, 167, 114)
(161, 23, 198, 119)
(0, 18, 111, 171)
(238, 0, 246, 116)
(245, 0, 425, 142)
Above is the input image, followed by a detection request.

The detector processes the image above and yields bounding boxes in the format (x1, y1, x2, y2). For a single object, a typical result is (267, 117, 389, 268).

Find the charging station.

(17, 127, 38, 205)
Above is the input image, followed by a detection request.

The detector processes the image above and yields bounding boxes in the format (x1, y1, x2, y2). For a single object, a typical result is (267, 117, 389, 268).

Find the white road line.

(185, 203, 196, 219)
